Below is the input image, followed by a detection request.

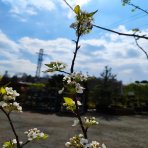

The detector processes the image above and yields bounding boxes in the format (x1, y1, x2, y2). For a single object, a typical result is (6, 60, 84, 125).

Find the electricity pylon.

(36, 49, 47, 78)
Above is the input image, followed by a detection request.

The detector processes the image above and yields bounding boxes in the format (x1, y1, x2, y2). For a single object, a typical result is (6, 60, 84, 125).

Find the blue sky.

(0, 0, 148, 84)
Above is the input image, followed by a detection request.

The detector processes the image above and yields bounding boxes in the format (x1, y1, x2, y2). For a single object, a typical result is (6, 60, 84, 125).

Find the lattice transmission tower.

(36, 49, 47, 78)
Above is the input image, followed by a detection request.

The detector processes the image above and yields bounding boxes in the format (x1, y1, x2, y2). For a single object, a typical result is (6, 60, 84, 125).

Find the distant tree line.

(1, 66, 148, 114)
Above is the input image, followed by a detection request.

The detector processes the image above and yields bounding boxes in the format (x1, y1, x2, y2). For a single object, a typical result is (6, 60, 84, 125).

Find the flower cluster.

(24, 128, 48, 141)
(0, 87, 22, 113)
(70, 12, 93, 35)
(63, 72, 87, 94)
(2, 87, 20, 101)
(70, 5, 97, 36)
(72, 117, 98, 128)
(0, 101, 22, 113)
(2, 139, 23, 148)
(63, 72, 87, 83)
(45, 61, 67, 72)
(84, 117, 99, 128)
(90, 141, 106, 148)
(65, 134, 106, 148)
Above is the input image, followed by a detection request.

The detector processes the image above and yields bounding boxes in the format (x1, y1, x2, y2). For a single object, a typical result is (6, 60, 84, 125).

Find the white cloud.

(0, 26, 148, 83)
(60, 0, 91, 8)
(59, 0, 92, 18)
(0, 31, 36, 75)
(18, 37, 75, 72)
(0, 30, 20, 52)
(0, 59, 36, 76)
(2, 0, 55, 16)
(2, 0, 92, 20)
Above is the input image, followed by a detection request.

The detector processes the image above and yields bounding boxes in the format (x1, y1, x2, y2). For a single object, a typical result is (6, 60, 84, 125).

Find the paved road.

(0, 111, 148, 148)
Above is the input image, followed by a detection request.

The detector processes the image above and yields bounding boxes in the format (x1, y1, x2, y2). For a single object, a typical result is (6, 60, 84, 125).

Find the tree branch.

(93, 24, 148, 40)
(63, 0, 74, 12)
(134, 37, 148, 59)
(74, 97, 87, 139)
(125, 1, 148, 14)
(0, 108, 21, 148)
(21, 140, 30, 148)
(57, 70, 70, 75)
(70, 23, 81, 73)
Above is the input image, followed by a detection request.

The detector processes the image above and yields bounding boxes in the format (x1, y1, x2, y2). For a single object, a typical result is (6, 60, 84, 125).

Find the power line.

(105, 12, 147, 29)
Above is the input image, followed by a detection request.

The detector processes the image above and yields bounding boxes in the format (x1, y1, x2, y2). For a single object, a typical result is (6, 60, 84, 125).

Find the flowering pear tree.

(0, 83, 48, 148)
(45, 4, 106, 148)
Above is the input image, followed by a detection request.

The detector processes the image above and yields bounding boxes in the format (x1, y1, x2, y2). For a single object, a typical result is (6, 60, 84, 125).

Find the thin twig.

(21, 140, 30, 147)
(74, 97, 87, 139)
(127, 2, 148, 14)
(63, 0, 74, 12)
(70, 23, 81, 73)
(57, 70, 70, 75)
(0, 108, 21, 148)
(134, 37, 148, 59)
(93, 24, 148, 40)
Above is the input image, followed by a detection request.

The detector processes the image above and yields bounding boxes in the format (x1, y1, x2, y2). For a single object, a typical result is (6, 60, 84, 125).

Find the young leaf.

(35, 134, 48, 140)
(3, 141, 14, 148)
(0, 87, 6, 95)
(88, 10, 98, 17)
(74, 5, 80, 14)
(64, 97, 75, 106)
(42, 134, 48, 139)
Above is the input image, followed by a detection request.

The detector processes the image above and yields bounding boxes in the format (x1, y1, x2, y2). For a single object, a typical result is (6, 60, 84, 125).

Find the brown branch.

(74, 97, 87, 139)
(63, 0, 74, 12)
(57, 70, 70, 75)
(134, 37, 148, 59)
(0, 108, 21, 148)
(21, 140, 30, 148)
(70, 23, 81, 73)
(93, 24, 148, 40)
(70, 23, 88, 138)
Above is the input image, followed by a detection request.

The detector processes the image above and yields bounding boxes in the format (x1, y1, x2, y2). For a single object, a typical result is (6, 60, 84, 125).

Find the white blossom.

(58, 87, 64, 94)
(84, 117, 99, 128)
(75, 83, 85, 94)
(65, 142, 71, 147)
(3, 87, 20, 101)
(65, 134, 106, 148)
(12, 139, 17, 144)
(80, 138, 88, 145)
(0, 101, 8, 107)
(24, 128, 46, 141)
(72, 119, 79, 126)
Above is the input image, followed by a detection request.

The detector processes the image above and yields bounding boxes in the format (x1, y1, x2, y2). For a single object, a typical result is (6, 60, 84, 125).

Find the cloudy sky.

(0, 0, 148, 83)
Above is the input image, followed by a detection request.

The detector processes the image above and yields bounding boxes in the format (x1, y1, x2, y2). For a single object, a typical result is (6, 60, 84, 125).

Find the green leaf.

(131, 9, 135, 12)
(74, 5, 80, 14)
(64, 97, 74, 106)
(42, 134, 48, 139)
(88, 10, 98, 17)
(3, 141, 14, 148)
(35, 134, 48, 140)
(63, 97, 76, 111)
(45, 62, 66, 73)
(0, 87, 6, 95)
